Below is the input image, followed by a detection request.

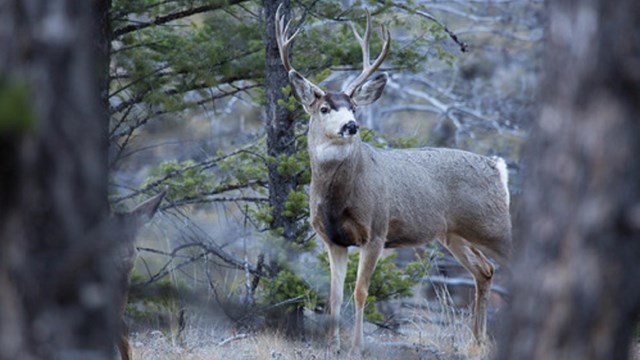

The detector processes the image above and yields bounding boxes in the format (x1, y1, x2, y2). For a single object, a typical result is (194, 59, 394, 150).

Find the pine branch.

(110, 141, 259, 203)
(112, 0, 250, 38)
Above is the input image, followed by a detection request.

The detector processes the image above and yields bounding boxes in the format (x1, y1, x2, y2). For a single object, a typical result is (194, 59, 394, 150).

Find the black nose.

(342, 121, 359, 135)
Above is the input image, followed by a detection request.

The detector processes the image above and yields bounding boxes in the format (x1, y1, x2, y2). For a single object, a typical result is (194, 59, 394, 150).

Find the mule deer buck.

(275, 6, 511, 355)
(112, 191, 165, 360)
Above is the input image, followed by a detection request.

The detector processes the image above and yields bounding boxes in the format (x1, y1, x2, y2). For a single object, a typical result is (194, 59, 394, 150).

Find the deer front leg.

(327, 243, 348, 352)
(117, 301, 132, 360)
(117, 324, 132, 360)
(350, 241, 383, 356)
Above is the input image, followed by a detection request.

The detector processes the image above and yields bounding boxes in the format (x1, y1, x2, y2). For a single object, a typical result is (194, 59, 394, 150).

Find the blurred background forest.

(108, 0, 541, 342)
(2, 0, 639, 359)
(102, 0, 544, 355)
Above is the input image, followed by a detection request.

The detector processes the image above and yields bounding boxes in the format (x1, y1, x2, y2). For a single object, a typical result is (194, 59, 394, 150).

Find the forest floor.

(129, 300, 640, 360)
(129, 296, 496, 360)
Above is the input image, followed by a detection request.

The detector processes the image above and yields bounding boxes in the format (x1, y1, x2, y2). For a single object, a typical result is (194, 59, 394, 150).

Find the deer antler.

(274, 4, 325, 102)
(275, 4, 301, 73)
(344, 11, 391, 97)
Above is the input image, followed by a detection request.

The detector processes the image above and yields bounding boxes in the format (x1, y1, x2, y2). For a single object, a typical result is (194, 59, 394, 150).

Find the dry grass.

(401, 286, 494, 358)
(131, 328, 328, 360)
(130, 287, 495, 360)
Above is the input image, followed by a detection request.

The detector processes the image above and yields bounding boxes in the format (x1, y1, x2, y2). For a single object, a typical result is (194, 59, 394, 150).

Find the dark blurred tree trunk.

(97, 0, 112, 114)
(499, 1, 640, 359)
(0, 1, 117, 359)
(263, 0, 305, 337)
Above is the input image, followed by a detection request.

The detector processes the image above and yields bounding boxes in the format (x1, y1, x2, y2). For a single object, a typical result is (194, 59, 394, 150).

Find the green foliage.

(142, 159, 215, 200)
(278, 86, 299, 112)
(381, 133, 420, 149)
(319, 251, 431, 322)
(283, 190, 308, 219)
(126, 272, 186, 333)
(436, 47, 456, 67)
(111, 0, 457, 323)
(219, 149, 268, 185)
(276, 152, 309, 177)
(259, 268, 321, 312)
(110, 0, 264, 127)
(253, 204, 274, 225)
(109, 0, 455, 141)
(129, 272, 185, 308)
(360, 126, 420, 149)
(0, 79, 37, 134)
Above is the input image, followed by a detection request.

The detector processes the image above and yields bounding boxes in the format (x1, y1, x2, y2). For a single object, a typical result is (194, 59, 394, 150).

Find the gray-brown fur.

(300, 75, 511, 354)
(311, 141, 511, 264)
(275, 8, 510, 355)
(322, 92, 354, 112)
(305, 102, 511, 355)
(112, 191, 165, 360)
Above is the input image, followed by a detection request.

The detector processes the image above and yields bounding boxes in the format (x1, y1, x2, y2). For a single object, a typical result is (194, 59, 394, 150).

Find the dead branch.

(386, 1, 469, 52)
(217, 333, 250, 347)
(423, 275, 509, 297)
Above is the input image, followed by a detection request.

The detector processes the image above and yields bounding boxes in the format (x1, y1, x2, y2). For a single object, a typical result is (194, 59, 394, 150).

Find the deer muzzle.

(339, 121, 359, 137)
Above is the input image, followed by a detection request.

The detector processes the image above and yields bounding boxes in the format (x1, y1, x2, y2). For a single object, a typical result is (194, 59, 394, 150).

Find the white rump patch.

(315, 142, 355, 162)
(493, 156, 510, 206)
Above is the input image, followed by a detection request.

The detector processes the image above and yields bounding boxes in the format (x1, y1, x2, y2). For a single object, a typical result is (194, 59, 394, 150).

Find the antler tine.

(275, 3, 300, 73)
(344, 12, 391, 97)
(349, 10, 371, 69)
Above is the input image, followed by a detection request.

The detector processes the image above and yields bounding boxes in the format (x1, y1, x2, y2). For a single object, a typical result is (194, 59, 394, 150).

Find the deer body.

(309, 122, 510, 353)
(112, 191, 165, 360)
(275, 6, 511, 355)
(311, 142, 510, 259)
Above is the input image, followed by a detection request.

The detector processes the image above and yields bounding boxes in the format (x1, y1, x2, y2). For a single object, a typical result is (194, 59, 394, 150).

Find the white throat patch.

(314, 142, 355, 163)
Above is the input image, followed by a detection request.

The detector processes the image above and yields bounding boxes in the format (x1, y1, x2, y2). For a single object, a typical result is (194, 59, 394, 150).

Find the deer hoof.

(348, 346, 364, 358)
(329, 338, 341, 354)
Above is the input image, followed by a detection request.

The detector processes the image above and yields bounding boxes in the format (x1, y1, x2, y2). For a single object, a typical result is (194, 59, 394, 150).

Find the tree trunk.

(264, 0, 298, 243)
(263, 0, 305, 337)
(498, 1, 640, 359)
(0, 1, 117, 359)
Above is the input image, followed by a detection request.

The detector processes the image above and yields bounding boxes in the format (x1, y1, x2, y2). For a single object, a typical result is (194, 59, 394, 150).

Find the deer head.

(275, 6, 390, 161)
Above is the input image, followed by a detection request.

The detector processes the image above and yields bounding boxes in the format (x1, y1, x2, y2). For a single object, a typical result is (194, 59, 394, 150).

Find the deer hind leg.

(350, 241, 383, 356)
(117, 318, 132, 360)
(327, 243, 348, 351)
(443, 234, 494, 344)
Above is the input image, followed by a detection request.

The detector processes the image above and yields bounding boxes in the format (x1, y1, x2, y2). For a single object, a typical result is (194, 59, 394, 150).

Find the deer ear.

(130, 190, 165, 224)
(351, 73, 388, 106)
(289, 70, 324, 108)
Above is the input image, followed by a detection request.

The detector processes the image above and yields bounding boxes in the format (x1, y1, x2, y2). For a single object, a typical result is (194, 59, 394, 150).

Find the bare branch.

(387, 1, 469, 52)
(424, 275, 509, 297)
(109, 83, 261, 143)
(163, 196, 268, 209)
(426, 4, 505, 23)
(217, 334, 250, 347)
(136, 240, 265, 287)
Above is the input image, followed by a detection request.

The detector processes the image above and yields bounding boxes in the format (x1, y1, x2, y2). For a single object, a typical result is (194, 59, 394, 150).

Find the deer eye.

(320, 106, 330, 114)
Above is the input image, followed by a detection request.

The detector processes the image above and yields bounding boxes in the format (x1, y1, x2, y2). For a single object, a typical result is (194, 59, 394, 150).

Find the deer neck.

(309, 137, 365, 195)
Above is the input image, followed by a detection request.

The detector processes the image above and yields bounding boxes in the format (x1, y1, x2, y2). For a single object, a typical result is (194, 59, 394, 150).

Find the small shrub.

(319, 251, 432, 322)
